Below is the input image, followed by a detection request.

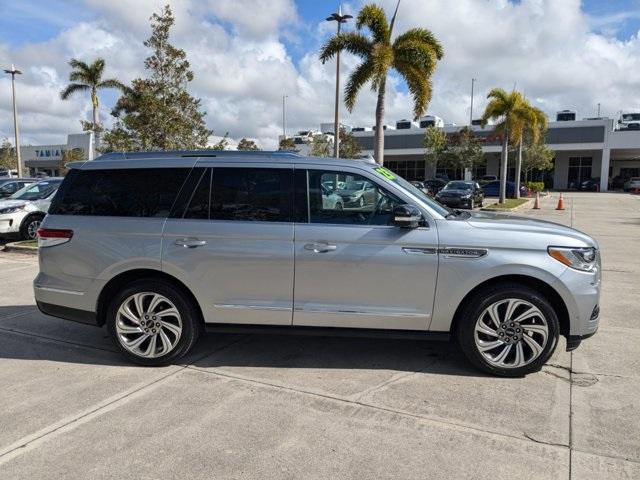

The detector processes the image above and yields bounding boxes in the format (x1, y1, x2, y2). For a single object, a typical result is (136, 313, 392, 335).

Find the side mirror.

(393, 204, 422, 229)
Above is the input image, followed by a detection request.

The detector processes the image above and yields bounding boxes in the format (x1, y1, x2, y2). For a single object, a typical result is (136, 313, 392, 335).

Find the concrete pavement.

(0, 192, 638, 479)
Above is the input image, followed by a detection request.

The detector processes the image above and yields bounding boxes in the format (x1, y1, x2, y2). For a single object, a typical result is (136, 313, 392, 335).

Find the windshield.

(10, 180, 61, 200)
(444, 181, 472, 190)
(622, 114, 640, 121)
(368, 166, 451, 217)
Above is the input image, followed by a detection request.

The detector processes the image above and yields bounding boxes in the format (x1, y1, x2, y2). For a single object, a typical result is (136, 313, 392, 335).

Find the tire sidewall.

(457, 285, 559, 377)
(106, 279, 201, 366)
(20, 214, 44, 240)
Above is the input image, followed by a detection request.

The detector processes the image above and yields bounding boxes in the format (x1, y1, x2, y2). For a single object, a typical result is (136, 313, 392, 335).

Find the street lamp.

(326, 5, 352, 158)
(4, 64, 23, 177)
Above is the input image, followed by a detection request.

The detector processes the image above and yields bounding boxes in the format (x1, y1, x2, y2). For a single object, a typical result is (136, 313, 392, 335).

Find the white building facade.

(20, 132, 93, 177)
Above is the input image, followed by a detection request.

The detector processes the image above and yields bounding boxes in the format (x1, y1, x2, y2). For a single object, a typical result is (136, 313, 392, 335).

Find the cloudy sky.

(2, 0, 640, 149)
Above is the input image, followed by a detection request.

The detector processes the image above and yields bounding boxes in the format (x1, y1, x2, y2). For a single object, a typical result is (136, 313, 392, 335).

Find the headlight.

(548, 247, 597, 271)
(0, 206, 24, 215)
(461, 194, 472, 199)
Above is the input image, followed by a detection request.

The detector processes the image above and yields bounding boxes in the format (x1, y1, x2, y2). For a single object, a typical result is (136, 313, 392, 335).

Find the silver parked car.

(35, 151, 601, 376)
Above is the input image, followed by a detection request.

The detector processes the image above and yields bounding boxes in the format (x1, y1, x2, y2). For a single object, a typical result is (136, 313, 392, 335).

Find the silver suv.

(34, 151, 601, 376)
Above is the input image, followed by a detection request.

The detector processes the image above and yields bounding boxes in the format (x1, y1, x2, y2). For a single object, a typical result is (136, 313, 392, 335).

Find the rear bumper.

(36, 301, 99, 326)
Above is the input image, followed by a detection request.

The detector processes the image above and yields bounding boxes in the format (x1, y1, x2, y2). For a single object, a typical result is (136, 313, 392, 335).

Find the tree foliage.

(211, 133, 229, 150)
(101, 5, 211, 152)
(237, 138, 260, 151)
(522, 142, 554, 178)
(338, 128, 362, 158)
(319, 2, 443, 164)
(58, 148, 85, 175)
(60, 58, 125, 148)
(278, 137, 297, 152)
(424, 127, 483, 176)
(0, 139, 17, 172)
(309, 135, 332, 157)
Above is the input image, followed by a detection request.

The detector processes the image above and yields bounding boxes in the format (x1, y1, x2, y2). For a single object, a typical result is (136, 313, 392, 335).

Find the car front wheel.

(106, 279, 202, 366)
(457, 283, 559, 377)
(20, 214, 44, 240)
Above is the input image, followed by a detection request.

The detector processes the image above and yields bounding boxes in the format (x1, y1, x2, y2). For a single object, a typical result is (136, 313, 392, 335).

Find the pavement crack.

(522, 432, 568, 448)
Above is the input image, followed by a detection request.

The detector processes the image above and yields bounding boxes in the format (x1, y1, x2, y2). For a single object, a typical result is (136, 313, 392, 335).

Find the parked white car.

(0, 178, 63, 240)
(623, 177, 640, 192)
(321, 184, 344, 210)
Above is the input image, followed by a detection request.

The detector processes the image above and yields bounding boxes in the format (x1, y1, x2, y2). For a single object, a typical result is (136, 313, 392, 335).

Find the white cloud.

(3, 0, 640, 150)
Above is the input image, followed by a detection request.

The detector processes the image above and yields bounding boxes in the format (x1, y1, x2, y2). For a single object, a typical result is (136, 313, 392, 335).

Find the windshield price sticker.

(375, 167, 396, 180)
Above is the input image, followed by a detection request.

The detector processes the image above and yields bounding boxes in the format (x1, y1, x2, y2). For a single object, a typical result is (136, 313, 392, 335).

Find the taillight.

(37, 228, 73, 248)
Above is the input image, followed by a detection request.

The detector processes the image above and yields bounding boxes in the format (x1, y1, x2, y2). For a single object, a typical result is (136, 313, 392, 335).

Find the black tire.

(456, 283, 559, 377)
(335, 202, 343, 211)
(106, 278, 202, 366)
(470, 199, 475, 210)
(20, 214, 44, 240)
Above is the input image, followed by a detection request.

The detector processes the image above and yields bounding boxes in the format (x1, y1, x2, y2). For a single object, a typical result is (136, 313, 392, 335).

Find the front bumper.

(0, 214, 22, 234)
(437, 197, 473, 208)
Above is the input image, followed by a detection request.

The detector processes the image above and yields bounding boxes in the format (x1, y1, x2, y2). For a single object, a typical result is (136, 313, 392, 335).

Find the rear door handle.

(174, 238, 207, 248)
(304, 242, 337, 253)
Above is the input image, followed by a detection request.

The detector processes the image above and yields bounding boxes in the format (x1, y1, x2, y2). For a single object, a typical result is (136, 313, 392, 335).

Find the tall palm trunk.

(91, 88, 99, 151)
(499, 130, 509, 204)
(374, 78, 386, 165)
(514, 140, 523, 198)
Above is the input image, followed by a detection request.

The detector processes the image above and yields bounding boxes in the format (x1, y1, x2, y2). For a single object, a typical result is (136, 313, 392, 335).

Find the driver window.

(308, 170, 404, 225)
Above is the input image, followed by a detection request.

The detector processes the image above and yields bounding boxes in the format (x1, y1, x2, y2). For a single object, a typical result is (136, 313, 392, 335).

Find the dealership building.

(352, 117, 640, 191)
(18, 132, 93, 177)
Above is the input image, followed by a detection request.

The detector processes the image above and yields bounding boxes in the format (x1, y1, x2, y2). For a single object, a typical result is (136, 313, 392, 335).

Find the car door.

(293, 165, 439, 331)
(162, 163, 295, 326)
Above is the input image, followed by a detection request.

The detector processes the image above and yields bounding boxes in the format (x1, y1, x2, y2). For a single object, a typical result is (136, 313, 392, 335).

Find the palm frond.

(97, 78, 126, 91)
(356, 4, 390, 43)
(394, 40, 438, 76)
(393, 28, 443, 60)
(319, 32, 372, 63)
(60, 83, 90, 100)
(394, 61, 431, 119)
(344, 60, 375, 112)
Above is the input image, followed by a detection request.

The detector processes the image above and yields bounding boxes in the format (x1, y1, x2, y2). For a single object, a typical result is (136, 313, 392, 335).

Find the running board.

(203, 324, 450, 341)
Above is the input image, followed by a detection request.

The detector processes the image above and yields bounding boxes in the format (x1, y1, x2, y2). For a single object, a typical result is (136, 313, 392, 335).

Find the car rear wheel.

(456, 283, 559, 377)
(20, 214, 44, 240)
(106, 279, 202, 366)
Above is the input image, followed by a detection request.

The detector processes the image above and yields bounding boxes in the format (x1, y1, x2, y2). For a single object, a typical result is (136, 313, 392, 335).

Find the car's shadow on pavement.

(0, 305, 488, 378)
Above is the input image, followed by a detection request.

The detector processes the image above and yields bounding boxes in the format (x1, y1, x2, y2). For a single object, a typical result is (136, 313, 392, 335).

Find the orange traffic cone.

(533, 192, 540, 209)
(556, 192, 565, 210)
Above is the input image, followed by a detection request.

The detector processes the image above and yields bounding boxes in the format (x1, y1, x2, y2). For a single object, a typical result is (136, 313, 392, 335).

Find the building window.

(567, 157, 592, 189)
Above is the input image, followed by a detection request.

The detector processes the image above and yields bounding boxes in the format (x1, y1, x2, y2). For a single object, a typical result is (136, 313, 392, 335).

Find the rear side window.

(50, 168, 189, 217)
(209, 168, 292, 222)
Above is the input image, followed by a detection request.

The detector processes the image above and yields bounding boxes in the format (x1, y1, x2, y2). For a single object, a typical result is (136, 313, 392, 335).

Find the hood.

(338, 189, 362, 196)
(466, 210, 597, 247)
(0, 199, 29, 210)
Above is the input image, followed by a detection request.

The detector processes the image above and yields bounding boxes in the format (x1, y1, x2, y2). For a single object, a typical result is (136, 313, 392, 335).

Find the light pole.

(326, 6, 352, 158)
(282, 94, 288, 139)
(4, 64, 23, 177)
(469, 77, 476, 126)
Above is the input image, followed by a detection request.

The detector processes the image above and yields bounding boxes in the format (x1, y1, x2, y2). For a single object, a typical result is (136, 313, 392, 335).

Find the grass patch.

(484, 198, 529, 210)
(12, 240, 38, 247)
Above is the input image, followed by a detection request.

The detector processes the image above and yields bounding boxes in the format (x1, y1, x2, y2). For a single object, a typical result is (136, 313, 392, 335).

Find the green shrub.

(526, 181, 545, 193)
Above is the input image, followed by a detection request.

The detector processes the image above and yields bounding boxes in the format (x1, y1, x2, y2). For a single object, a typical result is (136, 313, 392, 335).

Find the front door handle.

(304, 242, 337, 253)
(175, 238, 207, 248)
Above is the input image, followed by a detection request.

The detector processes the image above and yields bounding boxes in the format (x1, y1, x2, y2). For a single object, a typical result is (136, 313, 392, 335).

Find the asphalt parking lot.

(0, 192, 638, 479)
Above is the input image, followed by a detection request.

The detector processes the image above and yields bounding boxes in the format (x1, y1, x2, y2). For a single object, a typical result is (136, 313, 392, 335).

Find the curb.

(2, 241, 38, 254)
(480, 198, 533, 212)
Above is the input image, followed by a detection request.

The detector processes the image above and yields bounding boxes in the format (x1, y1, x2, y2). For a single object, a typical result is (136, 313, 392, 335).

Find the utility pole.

(282, 95, 288, 139)
(469, 77, 476, 126)
(326, 6, 352, 158)
(597, 103, 601, 117)
(4, 64, 23, 177)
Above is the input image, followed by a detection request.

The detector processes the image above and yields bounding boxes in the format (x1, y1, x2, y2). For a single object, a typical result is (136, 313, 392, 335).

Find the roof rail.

(93, 150, 301, 161)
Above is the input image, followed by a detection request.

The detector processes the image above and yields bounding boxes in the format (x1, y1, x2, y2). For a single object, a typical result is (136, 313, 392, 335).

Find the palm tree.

(320, 1, 443, 165)
(60, 58, 125, 146)
(481, 88, 530, 203)
(514, 104, 548, 198)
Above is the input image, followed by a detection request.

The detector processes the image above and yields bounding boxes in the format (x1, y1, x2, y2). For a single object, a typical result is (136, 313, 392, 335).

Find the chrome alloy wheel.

(474, 299, 549, 369)
(27, 219, 41, 239)
(115, 292, 183, 358)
